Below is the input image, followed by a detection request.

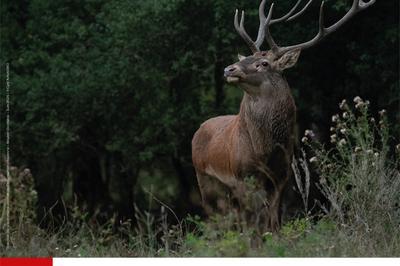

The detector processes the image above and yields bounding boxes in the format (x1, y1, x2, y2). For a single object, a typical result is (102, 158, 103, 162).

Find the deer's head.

(224, 50, 300, 93)
(224, 0, 375, 93)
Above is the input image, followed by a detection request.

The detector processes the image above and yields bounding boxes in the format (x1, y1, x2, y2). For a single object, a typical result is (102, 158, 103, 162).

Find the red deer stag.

(192, 0, 375, 231)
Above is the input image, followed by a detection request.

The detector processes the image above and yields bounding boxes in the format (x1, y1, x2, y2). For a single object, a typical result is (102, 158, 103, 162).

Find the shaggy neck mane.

(238, 75, 296, 156)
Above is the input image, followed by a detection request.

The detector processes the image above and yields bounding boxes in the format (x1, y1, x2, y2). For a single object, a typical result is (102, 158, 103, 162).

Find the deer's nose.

(224, 66, 237, 77)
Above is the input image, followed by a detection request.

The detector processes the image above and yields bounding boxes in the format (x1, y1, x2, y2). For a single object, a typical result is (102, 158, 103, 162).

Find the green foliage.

(1, 0, 265, 218)
(0, 0, 398, 256)
(182, 214, 254, 257)
(280, 218, 311, 239)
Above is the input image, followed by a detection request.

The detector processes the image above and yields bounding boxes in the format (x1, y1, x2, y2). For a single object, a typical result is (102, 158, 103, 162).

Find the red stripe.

(0, 258, 52, 266)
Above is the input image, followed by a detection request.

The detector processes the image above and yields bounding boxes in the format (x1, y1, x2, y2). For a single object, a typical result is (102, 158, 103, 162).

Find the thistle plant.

(302, 97, 400, 245)
(0, 162, 37, 248)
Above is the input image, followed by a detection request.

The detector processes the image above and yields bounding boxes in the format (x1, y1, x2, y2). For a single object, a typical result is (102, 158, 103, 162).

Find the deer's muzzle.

(224, 65, 242, 83)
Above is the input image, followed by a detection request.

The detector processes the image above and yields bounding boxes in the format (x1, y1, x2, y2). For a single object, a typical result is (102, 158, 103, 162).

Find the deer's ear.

(238, 54, 246, 61)
(275, 49, 301, 70)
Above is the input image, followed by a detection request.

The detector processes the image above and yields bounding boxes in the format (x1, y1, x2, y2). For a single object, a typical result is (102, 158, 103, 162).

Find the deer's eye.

(262, 61, 269, 67)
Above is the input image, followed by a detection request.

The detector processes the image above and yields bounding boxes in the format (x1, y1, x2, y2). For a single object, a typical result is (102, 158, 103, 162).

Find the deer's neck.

(238, 77, 296, 157)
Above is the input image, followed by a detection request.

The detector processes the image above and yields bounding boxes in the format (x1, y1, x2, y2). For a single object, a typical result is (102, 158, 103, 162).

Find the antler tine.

(323, 0, 375, 33)
(270, 0, 310, 25)
(287, 0, 314, 22)
(358, 0, 375, 8)
(264, 3, 280, 54)
(264, 0, 313, 54)
(234, 9, 259, 53)
(254, 0, 268, 50)
(269, 0, 375, 56)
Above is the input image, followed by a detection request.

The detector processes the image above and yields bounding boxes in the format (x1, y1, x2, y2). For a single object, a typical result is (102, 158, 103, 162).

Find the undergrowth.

(1, 98, 399, 257)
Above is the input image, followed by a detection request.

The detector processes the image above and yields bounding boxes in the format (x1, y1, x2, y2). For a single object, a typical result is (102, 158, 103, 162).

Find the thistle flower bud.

(301, 137, 308, 143)
(340, 128, 347, 135)
(338, 139, 347, 147)
(339, 99, 347, 110)
(342, 112, 349, 119)
(310, 157, 318, 163)
(304, 129, 315, 138)
(374, 152, 379, 158)
(332, 115, 339, 123)
(23, 168, 31, 176)
(355, 102, 364, 109)
(353, 96, 363, 104)
(330, 134, 337, 144)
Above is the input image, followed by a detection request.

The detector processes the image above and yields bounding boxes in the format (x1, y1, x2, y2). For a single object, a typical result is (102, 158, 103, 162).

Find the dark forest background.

(1, 0, 399, 225)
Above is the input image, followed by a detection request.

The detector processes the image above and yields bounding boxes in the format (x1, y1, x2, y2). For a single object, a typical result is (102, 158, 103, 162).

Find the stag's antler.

(235, 0, 313, 53)
(234, 0, 375, 56)
(264, 0, 376, 56)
